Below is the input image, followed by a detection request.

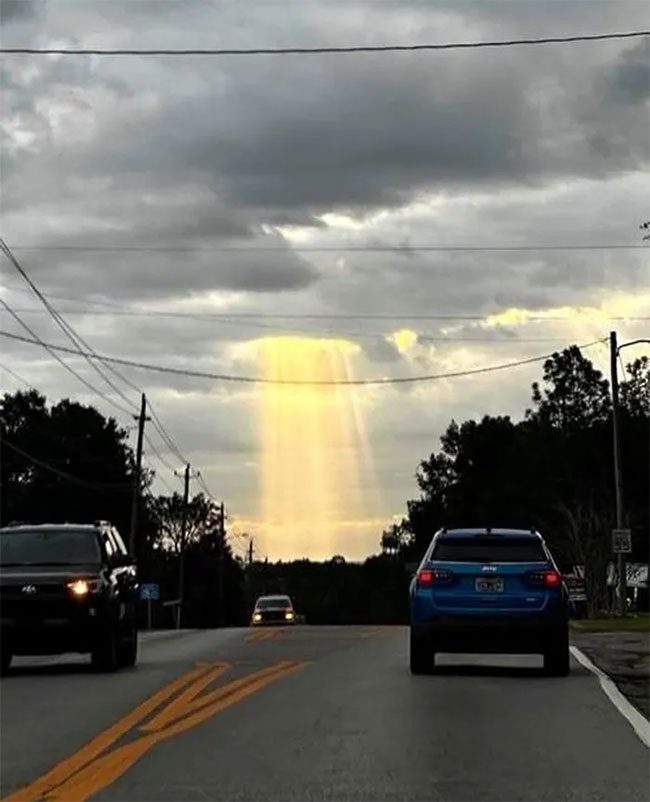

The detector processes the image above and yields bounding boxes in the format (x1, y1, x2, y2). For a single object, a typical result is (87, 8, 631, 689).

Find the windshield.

(256, 598, 292, 609)
(432, 537, 547, 563)
(0, 529, 101, 566)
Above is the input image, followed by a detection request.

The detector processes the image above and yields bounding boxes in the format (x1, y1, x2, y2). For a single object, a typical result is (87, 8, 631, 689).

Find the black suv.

(0, 521, 138, 673)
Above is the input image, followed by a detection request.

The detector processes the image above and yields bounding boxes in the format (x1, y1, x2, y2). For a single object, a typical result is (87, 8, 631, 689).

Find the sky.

(1, 0, 649, 561)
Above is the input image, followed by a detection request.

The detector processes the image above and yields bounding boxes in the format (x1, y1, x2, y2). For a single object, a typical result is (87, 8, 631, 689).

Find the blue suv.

(409, 528, 570, 676)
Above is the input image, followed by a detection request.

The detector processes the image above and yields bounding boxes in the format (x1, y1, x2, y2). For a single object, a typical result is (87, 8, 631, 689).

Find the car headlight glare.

(67, 579, 102, 597)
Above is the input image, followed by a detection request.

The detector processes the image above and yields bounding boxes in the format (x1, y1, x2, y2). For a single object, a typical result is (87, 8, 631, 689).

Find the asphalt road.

(1, 626, 648, 801)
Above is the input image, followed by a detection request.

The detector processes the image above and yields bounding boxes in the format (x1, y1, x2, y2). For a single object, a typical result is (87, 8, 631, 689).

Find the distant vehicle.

(0, 522, 139, 673)
(409, 528, 570, 676)
(251, 594, 296, 626)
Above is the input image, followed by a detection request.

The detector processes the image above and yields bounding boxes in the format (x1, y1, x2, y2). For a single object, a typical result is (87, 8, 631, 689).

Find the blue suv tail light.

(416, 568, 455, 588)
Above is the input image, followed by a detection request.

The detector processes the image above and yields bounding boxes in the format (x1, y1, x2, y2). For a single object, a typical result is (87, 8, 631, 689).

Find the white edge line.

(570, 645, 650, 748)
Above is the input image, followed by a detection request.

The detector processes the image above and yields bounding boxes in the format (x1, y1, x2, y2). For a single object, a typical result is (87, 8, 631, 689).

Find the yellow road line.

(5, 661, 306, 802)
(140, 661, 297, 732)
(246, 628, 284, 642)
(138, 662, 229, 733)
(2, 662, 216, 802)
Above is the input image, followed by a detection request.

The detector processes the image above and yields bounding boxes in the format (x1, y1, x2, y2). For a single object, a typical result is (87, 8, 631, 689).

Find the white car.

(251, 595, 296, 626)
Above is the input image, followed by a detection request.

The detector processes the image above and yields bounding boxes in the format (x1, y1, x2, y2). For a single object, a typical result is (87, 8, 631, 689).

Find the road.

(1, 626, 648, 801)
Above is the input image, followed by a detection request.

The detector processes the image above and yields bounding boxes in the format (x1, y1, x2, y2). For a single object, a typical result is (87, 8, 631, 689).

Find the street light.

(609, 333, 650, 615)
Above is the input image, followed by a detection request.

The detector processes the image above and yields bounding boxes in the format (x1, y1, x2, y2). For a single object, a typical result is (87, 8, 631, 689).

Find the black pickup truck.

(0, 521, 138, 673)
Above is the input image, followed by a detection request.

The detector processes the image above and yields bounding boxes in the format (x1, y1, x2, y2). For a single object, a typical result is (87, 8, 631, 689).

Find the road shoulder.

(571, 630, 649, 720)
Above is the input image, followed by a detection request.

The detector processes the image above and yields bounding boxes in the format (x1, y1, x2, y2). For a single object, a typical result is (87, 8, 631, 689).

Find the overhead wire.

(1, 438, 132, 491)
(0, 306, 596, 345)
(0, 361, 36, 389)
(6, 243, 649, 253)
(2, 286, 649, 322)
(0, 329, 606, 386)
(196, 471, 218, 500)
(0, 237, 137, 415)
(0, 297, 134, 414)
(2, 30, 648, 56)
(1, 240, 192, 472)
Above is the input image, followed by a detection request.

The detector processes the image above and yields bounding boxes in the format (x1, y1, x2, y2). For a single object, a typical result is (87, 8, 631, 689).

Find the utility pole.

(610, 332, 626, 615)
(129, 393, 150, 559)
(175, 463, 192, 630)
(248, 537, 254, 567)
(218, 501, 225, 626)
(609, 334, 650, 615)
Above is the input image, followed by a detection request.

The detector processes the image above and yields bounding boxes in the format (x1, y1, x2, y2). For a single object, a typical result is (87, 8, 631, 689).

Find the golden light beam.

(254, 336, 375, 558)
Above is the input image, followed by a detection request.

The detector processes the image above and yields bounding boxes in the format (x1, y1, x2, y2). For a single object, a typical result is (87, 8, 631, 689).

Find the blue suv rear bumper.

(411, 609, 568, 654)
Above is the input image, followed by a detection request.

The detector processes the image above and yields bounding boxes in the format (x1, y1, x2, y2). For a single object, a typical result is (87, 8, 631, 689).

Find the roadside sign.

(612, 529, 632, 554)
(564, 576, 587, 602)
(139, 583, 160, 601)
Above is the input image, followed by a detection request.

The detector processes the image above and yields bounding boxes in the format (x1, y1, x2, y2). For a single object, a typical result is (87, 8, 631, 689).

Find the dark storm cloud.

(604, 40, 650, 104)
(3, 2, 648, 232)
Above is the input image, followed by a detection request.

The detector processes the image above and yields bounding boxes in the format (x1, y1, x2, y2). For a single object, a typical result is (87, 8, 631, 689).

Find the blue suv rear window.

(432, 537, 546, 563)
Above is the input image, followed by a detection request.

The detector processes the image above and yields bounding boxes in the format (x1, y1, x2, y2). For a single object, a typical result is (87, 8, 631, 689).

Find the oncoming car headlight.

(67, 578, 103, 597)
(285, 610, 294, 621)
(252, 612, 262, 622)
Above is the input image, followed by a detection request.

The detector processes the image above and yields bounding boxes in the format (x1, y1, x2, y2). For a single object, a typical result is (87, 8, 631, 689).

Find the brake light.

(416, 569, 454, 587)
(544, 570, 561, 588)
(416, 570, 433, 587)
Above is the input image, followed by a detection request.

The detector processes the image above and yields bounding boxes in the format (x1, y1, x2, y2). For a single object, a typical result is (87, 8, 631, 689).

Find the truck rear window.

(432, 537, 546, 563)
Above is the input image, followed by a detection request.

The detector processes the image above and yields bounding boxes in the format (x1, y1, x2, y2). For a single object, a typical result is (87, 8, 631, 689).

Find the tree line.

(382, 346, 649, 616)
(1, 344, 648, 624)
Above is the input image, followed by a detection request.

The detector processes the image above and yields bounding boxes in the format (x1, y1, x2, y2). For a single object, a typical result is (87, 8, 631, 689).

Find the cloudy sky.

(1, 0, 648, 560)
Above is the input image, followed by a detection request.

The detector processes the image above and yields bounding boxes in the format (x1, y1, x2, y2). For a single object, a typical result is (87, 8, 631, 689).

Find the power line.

(0, 328, 606, 386)
(143, 433, 180, 474)
(1, 438, 132, 491)
(196, 471, 220, 501)
(0, 237, 137, 416)
(0, 241, 193, 467)
(3, 286, 649, 323)
(147, 399, 189, 465)
(0, 297, 134, 414)
(0, 307, 599, 344)
(6, 244, 649, 253)
(0, 362, 35, 389)
(2, 30, 648, 56)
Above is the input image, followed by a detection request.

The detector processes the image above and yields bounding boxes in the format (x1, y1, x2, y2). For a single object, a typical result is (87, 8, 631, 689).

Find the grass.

(570, 615, 650, 633)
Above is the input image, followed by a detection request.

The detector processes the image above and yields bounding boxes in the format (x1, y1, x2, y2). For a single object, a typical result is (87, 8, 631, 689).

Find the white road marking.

(570, 645, 650, 748)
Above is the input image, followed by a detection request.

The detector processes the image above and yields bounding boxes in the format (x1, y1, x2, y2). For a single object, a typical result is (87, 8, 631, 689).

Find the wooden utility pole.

(218, 501, 225, 626)
(609, 332, 625, 614)
(176, 463, 191, 629)
(129, 393, 150, 559)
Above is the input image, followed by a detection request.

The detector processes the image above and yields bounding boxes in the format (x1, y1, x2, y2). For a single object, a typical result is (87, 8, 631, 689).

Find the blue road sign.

(139, 583, 160, 601)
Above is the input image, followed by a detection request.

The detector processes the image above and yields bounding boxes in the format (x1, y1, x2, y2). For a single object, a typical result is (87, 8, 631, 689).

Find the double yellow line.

(5, 660, 306, 802)
(246, 628, 286, 642)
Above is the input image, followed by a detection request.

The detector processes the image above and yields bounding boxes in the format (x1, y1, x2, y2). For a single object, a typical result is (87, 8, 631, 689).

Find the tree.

(150, 492, 221, 555)
(1, 390, 136, 534)
(620, 356, 650, 418)
(528, 346, 611, 430)
(557, 499, 614, 617)
(386, 344, 649, 612)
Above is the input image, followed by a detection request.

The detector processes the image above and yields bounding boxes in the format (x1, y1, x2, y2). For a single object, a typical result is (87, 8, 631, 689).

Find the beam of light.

(254, 336, 376, 559)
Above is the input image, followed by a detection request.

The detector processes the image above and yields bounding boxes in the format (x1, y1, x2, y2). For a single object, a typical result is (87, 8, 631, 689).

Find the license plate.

(475, 577, 504, 593)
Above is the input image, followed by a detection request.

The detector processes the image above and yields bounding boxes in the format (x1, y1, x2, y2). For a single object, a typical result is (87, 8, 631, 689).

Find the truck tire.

(91, 625, 119, 672)
(117, 628, 138, 668)
(0, 647, 12, 676)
